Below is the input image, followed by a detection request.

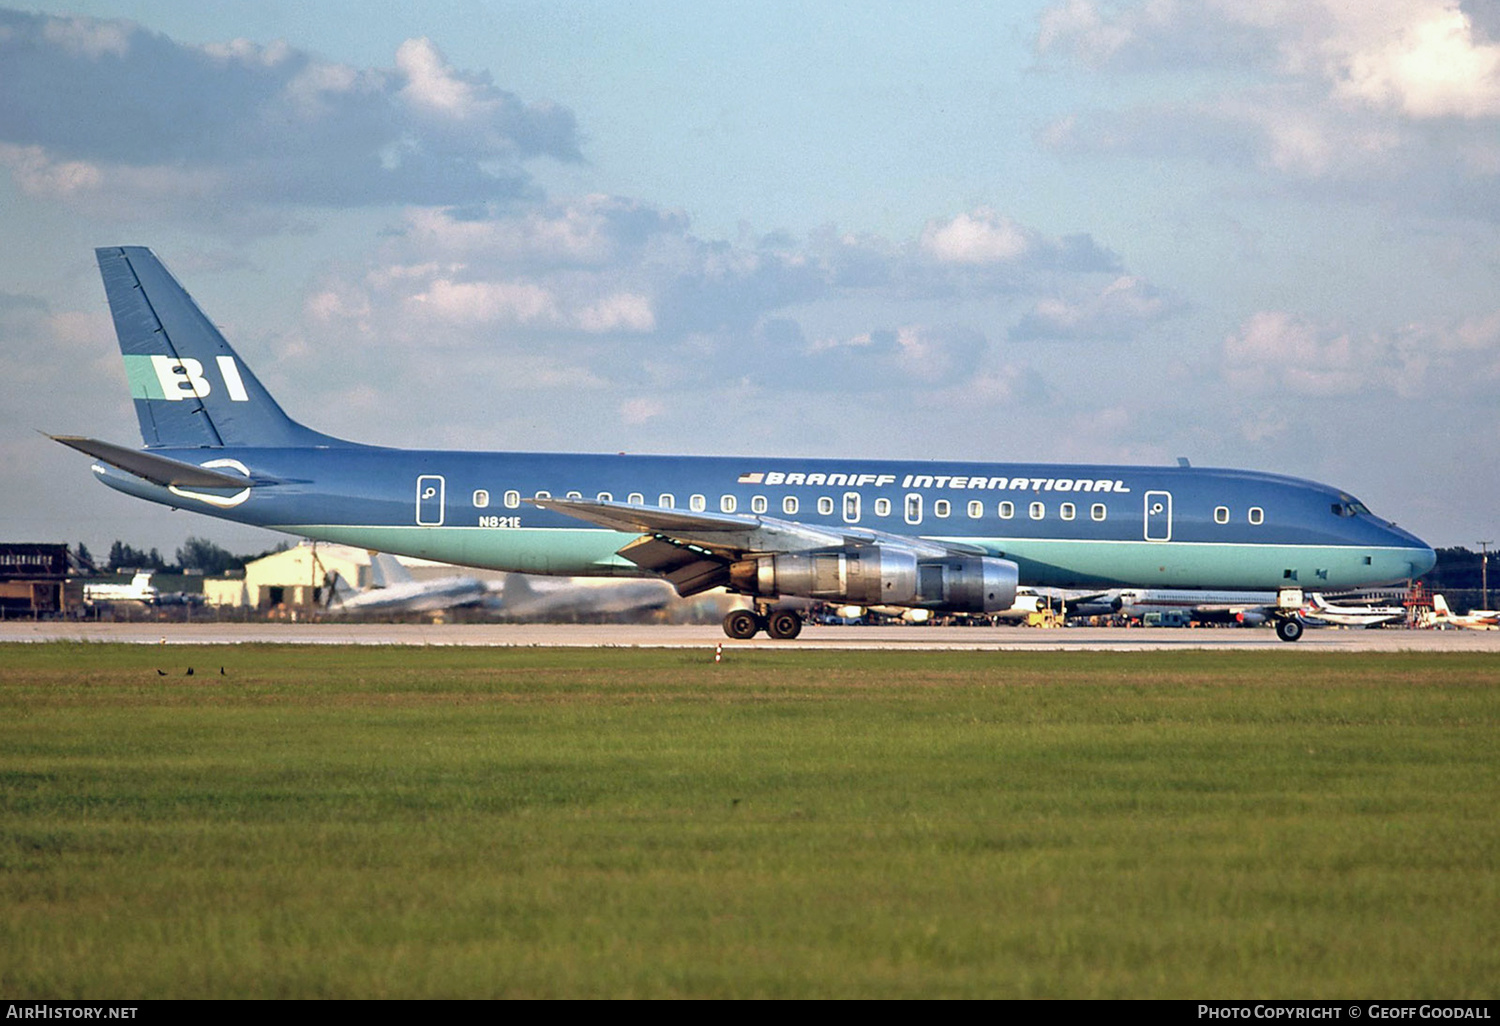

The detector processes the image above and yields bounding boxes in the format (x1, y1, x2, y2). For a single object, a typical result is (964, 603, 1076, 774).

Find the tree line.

(75, 538, 290, 576)
(1424, 546, 1495, 592)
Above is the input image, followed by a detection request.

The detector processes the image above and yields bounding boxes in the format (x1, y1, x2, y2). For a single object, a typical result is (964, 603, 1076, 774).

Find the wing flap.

(616, 537, 731, 596)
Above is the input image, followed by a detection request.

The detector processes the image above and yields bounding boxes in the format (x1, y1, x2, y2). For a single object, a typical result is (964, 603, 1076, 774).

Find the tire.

(723, 608, 762, 639)
(1276, 617, 1304, 643)
(766, 610, 803, 639)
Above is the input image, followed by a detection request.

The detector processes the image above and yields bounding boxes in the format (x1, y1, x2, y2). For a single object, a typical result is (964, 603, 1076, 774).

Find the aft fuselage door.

(416, 474, 446, 526)
(1143, 490, 1172, 542)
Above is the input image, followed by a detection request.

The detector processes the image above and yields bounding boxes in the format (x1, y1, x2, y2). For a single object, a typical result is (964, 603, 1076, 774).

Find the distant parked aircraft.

(1429, 595, 1500, 630)
(489, 573, 675, 622)
(83, 571, 159, 605)
(324, 553, 489, 617)
(1069, 588, 1279, 625)
(1298, 593, 1406, 628)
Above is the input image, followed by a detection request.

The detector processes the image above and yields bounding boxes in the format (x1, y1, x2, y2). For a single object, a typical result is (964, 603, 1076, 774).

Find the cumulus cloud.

(920, 208, 1031, 264)
(1034, 1, 1500, 214)
(0, 9, 580, 215)
(270, 198, 1149, 438)
(1012, 275, 1180, 341)
(1221, 308, 1500, 398)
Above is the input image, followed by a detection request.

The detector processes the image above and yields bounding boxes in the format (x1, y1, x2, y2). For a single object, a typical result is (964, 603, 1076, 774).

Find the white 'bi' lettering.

(151, 356, 211, 399)
(148, 355, 251, 402)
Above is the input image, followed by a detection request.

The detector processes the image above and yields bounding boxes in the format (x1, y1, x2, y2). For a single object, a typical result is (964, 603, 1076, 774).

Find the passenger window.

(1249, 507, 1264, 525)
(905, 493, 923, 525)
(1090, 503, 1106, 522)
(1215, 506, 1229, 524)
(1029, 501, 1045, 520)
(999, 501, 1014, 520)
(817, 496, 834, 516)
(843, 493, 860, 523)
(627, 492, 644, 505)
(967, 500, 983, 519)
(690, 494, 706, 512)
(934, 499, 951, 518)
(566, 490, 582, 499)
(875, 498, 891, 517)
(1060, 502, 1076, 521)
(751, 495, 767, 514)
(783, 496, 799, 515)
(535, 490, 551, 500)
(472, 489, 490, 509)
(720, 495, 736, 513)
(596, 492, 612, 502)
(658, 493, 675, 508)
(504, 490, 520, 509)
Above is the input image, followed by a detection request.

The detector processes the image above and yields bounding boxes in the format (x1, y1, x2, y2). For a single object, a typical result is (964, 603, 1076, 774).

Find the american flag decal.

(737, 472, 764, 484)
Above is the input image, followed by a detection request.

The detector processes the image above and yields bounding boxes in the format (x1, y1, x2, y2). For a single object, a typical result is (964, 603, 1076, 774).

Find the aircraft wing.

(530, 496, 982, 596)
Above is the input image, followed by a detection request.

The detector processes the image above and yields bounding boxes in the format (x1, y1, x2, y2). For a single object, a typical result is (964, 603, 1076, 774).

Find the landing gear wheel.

(1275, 617, 1305, 643)
(723, 608, 762, 640)
(766, 610, 803, 640)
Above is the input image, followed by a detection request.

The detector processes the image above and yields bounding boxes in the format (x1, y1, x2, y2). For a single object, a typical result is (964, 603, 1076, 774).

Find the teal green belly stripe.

(273, 525, 642, 576)
(274, 525, 1420, 591)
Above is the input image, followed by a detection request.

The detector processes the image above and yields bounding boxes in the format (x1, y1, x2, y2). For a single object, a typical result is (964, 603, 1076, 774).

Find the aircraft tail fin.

(1433, 594, 1451, 617)
(97, 246, 344, 449)
(501, 573, 537, 604)
(368, 552, 415, 589)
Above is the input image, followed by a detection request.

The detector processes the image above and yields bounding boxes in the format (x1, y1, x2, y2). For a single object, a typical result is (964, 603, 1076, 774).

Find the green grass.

(2, 644, 1497, 997)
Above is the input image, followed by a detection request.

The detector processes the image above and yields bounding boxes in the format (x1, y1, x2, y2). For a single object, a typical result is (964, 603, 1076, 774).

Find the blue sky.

(2, 0, 1497, 558)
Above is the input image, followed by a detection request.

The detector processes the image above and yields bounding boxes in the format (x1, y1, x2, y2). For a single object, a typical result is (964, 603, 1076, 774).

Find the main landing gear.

(722, 606, 803, 640)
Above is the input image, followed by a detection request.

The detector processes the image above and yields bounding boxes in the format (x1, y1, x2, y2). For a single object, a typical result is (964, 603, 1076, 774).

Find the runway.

(3, 621, 1498, 651)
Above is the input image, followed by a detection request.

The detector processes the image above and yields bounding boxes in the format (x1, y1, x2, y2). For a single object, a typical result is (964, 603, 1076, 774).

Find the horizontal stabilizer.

(49, 435, 260, 489)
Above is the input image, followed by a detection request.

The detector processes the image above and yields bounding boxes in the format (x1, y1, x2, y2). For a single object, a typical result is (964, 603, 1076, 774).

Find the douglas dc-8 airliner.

(54, 247, 1435, 641)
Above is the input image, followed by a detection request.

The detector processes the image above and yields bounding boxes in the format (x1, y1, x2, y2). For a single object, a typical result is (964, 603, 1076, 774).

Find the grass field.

(2, 643, 1497, 998)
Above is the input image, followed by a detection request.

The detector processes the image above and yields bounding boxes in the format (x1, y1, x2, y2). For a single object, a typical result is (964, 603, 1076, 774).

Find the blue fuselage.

(95, 445, 1435, 592)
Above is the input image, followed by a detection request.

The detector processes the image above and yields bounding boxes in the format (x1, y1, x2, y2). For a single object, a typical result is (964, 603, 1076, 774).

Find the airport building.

(0, 543, 71, 617)
(203, 542, 373, 611)
(203, 542, 511, 612)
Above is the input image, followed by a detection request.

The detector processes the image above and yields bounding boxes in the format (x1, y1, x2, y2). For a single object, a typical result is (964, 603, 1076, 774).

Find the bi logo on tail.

(123, 355, 250, 402)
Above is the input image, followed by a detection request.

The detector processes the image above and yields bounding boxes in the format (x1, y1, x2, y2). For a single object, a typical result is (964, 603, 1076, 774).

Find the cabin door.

(1143, 490, 1172, 542)
(416, 474, 446, 526)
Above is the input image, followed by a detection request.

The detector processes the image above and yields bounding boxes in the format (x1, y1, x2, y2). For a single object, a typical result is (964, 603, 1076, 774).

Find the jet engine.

(728, 544, 1018, 614)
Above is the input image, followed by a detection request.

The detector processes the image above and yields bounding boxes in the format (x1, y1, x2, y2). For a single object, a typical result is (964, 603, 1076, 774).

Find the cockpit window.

(1331, 501, 1371, 517)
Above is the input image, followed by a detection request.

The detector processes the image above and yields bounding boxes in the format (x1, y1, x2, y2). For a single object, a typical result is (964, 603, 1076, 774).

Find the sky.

(1, 0, 1497, 559)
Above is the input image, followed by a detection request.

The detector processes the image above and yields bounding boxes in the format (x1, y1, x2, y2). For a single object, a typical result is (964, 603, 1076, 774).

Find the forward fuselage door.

(416, 474, 446, 526)
(1143, 490, 1172, 542)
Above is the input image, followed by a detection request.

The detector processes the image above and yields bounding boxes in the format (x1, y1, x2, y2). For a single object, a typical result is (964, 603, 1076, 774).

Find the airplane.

(1297, 592, 1407, 628)
(1069, 588, 1280, 625)
(52, 247, 1437, 642)
(488, 573, 676, 622)
(82, 570, 159, 605)
(1429, 595, 1500, 630)
(323, 552, 491, 617)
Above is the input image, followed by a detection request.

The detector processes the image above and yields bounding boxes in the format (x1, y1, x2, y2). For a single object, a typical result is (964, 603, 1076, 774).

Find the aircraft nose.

(1410, 543, 1437, 579)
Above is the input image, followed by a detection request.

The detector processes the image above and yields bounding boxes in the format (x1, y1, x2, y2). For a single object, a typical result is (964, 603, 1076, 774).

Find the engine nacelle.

(729, 545, 1018, 614)
(729, 544, 918, 605)
(916, 554, 1019, 613)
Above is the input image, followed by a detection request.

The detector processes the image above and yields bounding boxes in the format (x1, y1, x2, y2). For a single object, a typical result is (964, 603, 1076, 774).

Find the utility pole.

(1480, 541, 1493, 611)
